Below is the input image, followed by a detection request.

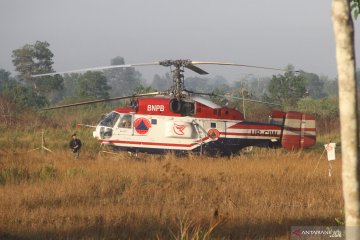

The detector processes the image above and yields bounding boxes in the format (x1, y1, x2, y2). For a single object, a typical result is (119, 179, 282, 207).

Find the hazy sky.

(1, 0, 359, 81)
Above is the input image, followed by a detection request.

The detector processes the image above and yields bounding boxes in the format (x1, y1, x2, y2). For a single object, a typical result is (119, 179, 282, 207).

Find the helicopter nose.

(93, 125, 101, 139)
(93, 130, 99, 139)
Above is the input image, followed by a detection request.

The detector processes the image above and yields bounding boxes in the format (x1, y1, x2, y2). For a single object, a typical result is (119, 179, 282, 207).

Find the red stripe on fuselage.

(99, 136, 209, 148)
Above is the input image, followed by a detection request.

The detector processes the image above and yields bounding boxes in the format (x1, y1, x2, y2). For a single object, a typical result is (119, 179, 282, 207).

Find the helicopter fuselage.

(92, 96, 316, 155)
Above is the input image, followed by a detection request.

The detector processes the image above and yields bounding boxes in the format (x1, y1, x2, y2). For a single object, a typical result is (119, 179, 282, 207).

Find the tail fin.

(270, 111, 316, 149)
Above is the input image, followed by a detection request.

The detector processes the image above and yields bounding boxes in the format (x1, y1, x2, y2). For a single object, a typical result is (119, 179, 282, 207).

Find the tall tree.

(0, 69, 13, 92)
(184, 77, 212, 93)
(0, 68, 48, 108)
(266, 66, 306, 105)
(351, 0, 360, 18)
(151, 73, 172, 91)
(12, 41, 63, 97)
(300, 71, 328, 99)
(332, 0, 359, 235)
(133, 84, 156, 94)
(321, 75, 339, 96)
(12, 43, 35, 82)
(62, 73, 81, 98)
(103, 56, 142, 97)
(76, 71, 111, 99)
(1, 81, 47, 108)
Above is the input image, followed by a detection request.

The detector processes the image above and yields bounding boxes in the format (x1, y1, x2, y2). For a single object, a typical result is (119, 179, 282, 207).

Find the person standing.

(69, 134, 82, 159)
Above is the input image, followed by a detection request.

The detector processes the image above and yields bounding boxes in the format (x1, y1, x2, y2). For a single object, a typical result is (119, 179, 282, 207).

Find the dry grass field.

(0, 147, 343, 239)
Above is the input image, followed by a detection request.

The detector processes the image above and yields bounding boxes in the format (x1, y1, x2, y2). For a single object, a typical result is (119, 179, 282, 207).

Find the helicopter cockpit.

(99, 112, 120, 127)
(96, 112, 118, 139)
(95, 112, 134, 139)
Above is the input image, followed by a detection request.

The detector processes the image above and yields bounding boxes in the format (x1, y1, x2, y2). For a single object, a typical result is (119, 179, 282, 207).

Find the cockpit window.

(99, 112, 120, 127)
(118, 114, 132, 128)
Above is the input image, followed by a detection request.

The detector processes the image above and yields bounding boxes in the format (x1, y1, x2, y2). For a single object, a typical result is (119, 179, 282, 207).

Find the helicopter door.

(115, 114, 134, 136)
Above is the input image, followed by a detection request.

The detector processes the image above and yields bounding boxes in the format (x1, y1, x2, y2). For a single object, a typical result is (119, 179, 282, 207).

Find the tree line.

(0, 40, 359, 119)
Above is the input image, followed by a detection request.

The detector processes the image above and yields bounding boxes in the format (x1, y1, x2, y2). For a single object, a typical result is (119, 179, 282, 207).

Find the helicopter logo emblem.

(134, 118, 151, 134)
(208, 129, 220, 139)
(173, 123, 186, 135)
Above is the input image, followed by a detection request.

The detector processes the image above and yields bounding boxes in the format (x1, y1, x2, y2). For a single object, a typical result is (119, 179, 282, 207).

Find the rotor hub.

(159, 60, 193, 99)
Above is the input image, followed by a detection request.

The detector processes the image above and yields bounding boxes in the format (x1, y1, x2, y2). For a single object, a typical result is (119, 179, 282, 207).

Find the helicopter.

(33, 59, 316, 156)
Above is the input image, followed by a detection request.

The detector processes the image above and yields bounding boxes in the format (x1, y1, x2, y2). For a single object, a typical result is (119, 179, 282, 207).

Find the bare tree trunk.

(332, 0, 360, 234)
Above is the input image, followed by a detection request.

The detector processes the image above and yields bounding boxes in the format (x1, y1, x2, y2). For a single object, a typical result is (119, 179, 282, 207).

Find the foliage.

(296, 96, 340, 134)
(297, 97, 339, 118)
(211, 75, 228, 87)
(300, 71, 327, 99)
(11, 41, 63, 98)
(185, 77, 212, 93)
(103, 56, 142, 97)
(265, 66, 306, 106)
(151, 73, 172, 90)
(351, 0, 360, 19)
(1, 80, 48, 108)
(35, 74, 64, 103)
(133, 84, 156, 94)
(321, 75, 339, 96)
(245, 75, 271, 98)
(12, 41, 54, 77)
(12, 43, 36, 81)
(209, 86, 230, 106)
(76, 71, 111, 99)
(0, 69, 47, 108)
(0, 69, 14, 92)
(61, 73, 81, 98)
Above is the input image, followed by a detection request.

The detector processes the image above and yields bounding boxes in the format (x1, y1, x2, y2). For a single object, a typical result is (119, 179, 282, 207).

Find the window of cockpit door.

(100, 112, 120, 127)
(118, 114, 133, 128)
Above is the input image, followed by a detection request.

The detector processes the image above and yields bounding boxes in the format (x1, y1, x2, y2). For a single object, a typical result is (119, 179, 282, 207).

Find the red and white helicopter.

(34, 59, 316, 156)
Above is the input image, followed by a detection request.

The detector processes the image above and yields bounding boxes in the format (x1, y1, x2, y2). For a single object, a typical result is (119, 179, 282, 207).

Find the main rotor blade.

(185, 64, 208, 75)
(32, 59, 289, 78)
(185, 90, 214, 96)
(40, 92, 161, 111)
(32, 62, 160, 77)
(191, 61, 287, 72)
